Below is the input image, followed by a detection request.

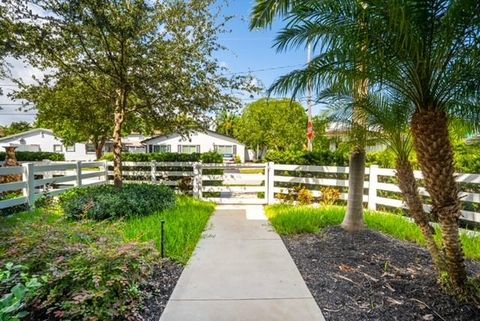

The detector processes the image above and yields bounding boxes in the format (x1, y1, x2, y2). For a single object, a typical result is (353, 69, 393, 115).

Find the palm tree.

(252, 0, 480, 292)
(251, 0, 371, 232)
(215, 110, 238, 137)
(329, 93, 446, 271)
(361, 0, 480, 290)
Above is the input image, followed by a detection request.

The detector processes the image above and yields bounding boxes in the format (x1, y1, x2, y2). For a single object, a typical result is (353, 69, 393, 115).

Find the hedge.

(58, 183, 176, 221)
(265, 150, 348, 166)
(0, 151, 64, 162)
(101, 151, 223, 163)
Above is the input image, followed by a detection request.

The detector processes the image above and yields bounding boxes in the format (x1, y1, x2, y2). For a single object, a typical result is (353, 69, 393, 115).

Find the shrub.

(320, 187, 341, 206)
(0, 151, 64, 162)
(200, 151, 223, 163)
(102, 152, 201, 162)
(265, 150, 348, 166)
(0, 214, 158, 321)
(297, 187, 313, 205)
(58, 184, 175, 220)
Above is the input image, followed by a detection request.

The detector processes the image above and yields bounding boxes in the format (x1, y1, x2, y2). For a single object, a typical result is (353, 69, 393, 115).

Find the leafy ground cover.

(266, 205, 480, 320)
(0, 196, 215, 321)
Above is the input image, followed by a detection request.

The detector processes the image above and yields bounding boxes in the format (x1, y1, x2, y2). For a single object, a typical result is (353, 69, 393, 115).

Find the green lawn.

(0, 196, 215, 264)
(123, 196, 215, 263)
(266, 204, 480, 261)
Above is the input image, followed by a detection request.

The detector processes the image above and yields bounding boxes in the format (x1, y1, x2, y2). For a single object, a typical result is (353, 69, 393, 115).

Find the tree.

(11, 0, 248, 187)
(0, 121, 34, 137)
(235, 98, 307, 159)
(329, 92, 446, 274)
(15, 76, 116, 159)
(215, 110, 239, 137)
(359, 0, 480, 291)
(251, 0, 370, 231)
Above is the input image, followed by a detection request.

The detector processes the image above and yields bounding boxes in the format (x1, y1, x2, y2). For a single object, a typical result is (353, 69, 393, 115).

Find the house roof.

(142, 130, 243, 145)
(0, 128, 55, 143)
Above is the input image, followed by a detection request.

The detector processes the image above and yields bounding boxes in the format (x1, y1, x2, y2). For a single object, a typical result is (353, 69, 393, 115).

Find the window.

(86, 143, 96, 154)
(66, 145, 75, 152)
(179, 145, 199, 154)
(53, 144, 63, 152)
(215, 145, 234, 156)
(153, 145, 171, 153)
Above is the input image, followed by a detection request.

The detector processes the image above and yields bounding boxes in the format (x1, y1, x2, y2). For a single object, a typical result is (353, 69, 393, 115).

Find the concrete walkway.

(159, 205, 325, 321)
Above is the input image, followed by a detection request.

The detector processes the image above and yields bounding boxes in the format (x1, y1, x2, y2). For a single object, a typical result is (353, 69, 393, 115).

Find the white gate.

(195, 163, 274, 205)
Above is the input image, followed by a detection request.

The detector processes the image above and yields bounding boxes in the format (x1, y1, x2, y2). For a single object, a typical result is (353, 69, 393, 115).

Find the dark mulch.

(283, 227, 480, 321)
(139, 259, 183, 321)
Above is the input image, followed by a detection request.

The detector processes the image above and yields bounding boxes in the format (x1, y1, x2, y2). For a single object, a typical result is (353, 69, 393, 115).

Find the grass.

(122, 196, 215, 263)
(239, 168, 264, 174)
(0, 196, 215, 264)
(266, 204, 480, 261)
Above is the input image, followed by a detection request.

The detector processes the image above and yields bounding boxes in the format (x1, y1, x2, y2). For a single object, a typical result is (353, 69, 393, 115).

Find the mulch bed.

(283, 227, 480, 321)
(139, 259, 183, 321)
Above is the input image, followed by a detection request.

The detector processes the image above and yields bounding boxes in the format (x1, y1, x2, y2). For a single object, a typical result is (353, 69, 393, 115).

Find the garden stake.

(161, 220, 166, 258)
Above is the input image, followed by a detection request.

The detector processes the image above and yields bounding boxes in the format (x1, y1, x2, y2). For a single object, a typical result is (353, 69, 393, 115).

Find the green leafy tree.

(235, 98, 307, 159)
(11, 0, 250, 187)
(16, 76, 117, 159)
(0, 122, 34, 137)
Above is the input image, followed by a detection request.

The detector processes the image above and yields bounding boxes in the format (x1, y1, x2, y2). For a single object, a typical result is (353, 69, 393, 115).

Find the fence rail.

(0, 161, 108, 210)
(1, 161, 480, 223)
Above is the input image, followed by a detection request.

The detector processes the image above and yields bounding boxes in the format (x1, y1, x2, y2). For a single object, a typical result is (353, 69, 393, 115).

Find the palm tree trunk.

(395, 158, 444, 270)
(411, 109, 466, 289)
(342, 147, 366, 232)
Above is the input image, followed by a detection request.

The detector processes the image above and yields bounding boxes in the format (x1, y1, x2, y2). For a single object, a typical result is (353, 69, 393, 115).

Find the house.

(142, 130, 247, 162)
(326, 122, 387, 153)
(0, 128, 96, 161)
(0, 128, 146, 161)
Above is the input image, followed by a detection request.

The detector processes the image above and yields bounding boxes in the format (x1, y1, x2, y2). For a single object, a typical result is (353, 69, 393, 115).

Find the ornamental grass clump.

(59, 184, 175, 221)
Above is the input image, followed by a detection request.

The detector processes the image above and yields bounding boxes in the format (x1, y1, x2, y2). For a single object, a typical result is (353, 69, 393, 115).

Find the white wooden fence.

(0, 161, 108, 210)
(1, 161, 480, 223)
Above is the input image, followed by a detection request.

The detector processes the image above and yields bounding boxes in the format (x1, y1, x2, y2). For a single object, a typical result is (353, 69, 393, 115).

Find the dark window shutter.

(197, 145, 200, 153)
(233, 145, 237, 155)
(167, 145, 171, 152)
(178, 145, 182, 153)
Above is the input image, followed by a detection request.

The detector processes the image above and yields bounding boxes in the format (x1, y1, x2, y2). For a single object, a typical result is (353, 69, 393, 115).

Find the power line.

(222, 64, 304, 76)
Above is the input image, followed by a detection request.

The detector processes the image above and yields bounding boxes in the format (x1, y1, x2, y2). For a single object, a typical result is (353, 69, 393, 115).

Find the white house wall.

(0, 130, 95, 161)
(146, 132, 246, 162)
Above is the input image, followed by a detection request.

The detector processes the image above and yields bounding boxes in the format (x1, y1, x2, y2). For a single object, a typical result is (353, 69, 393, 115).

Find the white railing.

(1, 161, 480, 223)
(0, 161, 108, 210)
(272, 164, 480, 224)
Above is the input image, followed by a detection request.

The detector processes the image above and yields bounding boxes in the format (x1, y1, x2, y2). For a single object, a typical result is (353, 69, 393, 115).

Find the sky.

(0, 0, 316, 126)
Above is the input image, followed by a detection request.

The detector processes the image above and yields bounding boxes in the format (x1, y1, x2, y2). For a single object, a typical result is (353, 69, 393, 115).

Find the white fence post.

(151, 160, 157, 183)
(22, 163, 35, 209)
(193, 162, 202, 199)
(103, 161, 109, 183)
(368, 165, 379, 210)
(75, 161, 82, 187)
(266, 162, 275, 204)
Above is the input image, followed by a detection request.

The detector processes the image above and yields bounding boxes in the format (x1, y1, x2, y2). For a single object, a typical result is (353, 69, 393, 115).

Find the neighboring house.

(0, 128, 96, 161)
(104, 133, 147, 154)
(143, 130, 247, 162)
(0, 128, 146, 161)
(326, 122, 387, 153)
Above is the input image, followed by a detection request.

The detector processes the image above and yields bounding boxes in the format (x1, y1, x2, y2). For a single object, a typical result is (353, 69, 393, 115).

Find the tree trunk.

(342, 147, 366, 232)
(395, 158, 444, 270)
(113, 88, 127, 188)
(94, 139, 106, 160)
(411, 109, 466, 290)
